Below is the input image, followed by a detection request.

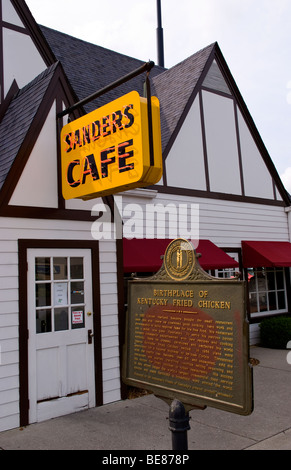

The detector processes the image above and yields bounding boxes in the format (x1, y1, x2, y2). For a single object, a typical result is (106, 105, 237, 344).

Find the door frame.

(18, 239, 103, 427)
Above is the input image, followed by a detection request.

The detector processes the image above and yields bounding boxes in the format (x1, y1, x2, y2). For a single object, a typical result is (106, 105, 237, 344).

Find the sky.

(26, 0, 291, 193)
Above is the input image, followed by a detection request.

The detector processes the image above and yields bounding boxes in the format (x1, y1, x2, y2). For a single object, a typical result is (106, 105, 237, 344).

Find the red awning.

(195, 240, 239, 270)
(123, 239, 239, 273)
(242, 241, 291, 268)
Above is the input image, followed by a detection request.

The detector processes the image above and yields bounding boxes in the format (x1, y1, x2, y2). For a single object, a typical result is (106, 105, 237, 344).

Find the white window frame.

(248, 267, 288, 319)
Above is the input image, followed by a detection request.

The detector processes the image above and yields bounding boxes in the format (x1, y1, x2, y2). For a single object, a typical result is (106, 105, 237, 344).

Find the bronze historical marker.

(123, 239, 253, 416)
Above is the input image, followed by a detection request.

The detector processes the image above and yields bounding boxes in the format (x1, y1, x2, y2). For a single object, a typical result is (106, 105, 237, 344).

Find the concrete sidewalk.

(0, 347, 290, 450)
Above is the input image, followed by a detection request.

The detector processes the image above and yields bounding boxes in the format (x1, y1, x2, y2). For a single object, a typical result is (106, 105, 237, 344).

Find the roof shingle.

(40, 25, 165, 112)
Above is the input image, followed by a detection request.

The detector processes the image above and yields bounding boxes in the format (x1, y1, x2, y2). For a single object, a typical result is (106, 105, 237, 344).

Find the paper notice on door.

(54, 282, 68, 306)
(72, 310, 84, 325)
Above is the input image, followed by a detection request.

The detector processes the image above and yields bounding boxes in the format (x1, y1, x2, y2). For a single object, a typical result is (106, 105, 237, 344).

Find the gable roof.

(0, 63, 59, 192)
(40, 25, 165, 113)
(151, 43, 216, 153)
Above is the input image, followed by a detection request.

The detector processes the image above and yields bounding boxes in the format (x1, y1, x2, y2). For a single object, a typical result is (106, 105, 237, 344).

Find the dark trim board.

(153, 184, 286, 207)
(116, 237, 127, 400)
(199, 90, 210, 192)
(0, 204, 103, 222)
(2, 20, 28, 35)
(0, 0, 3, 103)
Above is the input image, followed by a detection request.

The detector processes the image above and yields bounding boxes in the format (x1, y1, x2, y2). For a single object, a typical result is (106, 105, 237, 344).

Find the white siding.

(66, 198, 105, 212)
(120, 191, 290, 246)
(250, 323, 261, 345)
(99, 241, 121, 404)
(197, 197, 289, 247)
(0, 217, 120, 431)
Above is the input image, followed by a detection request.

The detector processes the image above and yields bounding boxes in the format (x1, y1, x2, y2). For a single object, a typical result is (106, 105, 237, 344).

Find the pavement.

(0, 346, 290, 451)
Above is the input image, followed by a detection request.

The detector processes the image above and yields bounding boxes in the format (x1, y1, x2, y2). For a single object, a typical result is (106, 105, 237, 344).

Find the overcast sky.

(26, 0, 291, 193)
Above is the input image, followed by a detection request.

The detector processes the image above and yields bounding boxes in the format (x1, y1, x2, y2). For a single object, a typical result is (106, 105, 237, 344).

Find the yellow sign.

(61, 91, 163, 200)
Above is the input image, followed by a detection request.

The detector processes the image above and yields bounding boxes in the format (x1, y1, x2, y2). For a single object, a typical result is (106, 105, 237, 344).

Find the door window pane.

(36, 309, 52, 333)
(54, 308, 69, 331)
(70, 258, 84, 280)
(72, 307, 85, 329)
(54, 282, 68, 306)
(35, 258, 51, 281)
(36, 283, 51, 307)
(71, 282, 84, 304)
(53, 258, 68, 280)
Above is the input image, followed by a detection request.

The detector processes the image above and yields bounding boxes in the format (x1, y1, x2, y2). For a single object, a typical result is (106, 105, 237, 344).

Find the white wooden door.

(27, 249, 96, 423)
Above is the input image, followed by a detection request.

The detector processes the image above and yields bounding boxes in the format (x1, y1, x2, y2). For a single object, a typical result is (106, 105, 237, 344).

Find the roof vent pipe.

(156, 0, 165, 67)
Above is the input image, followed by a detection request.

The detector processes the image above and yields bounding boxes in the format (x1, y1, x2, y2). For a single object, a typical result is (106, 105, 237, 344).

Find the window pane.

(248, 275, 256, 293)
(36, 309, 52, 334)
(54, 308, 69, 331)
(276, 270, 284, 290)
(70, 258, 84, 280)
(268, 291, 277, 311)
(278, 291, 286, 310)
(72, 307, 85, 329)
(256, 269, 267, 292)
(35, 258, 50, 281)
(71, 282, 84, 304)
(36, 283, 51, 307)
(53, 258, 68, 280)
(258, 292, 267, 312)
(267, 270, 275, 291)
